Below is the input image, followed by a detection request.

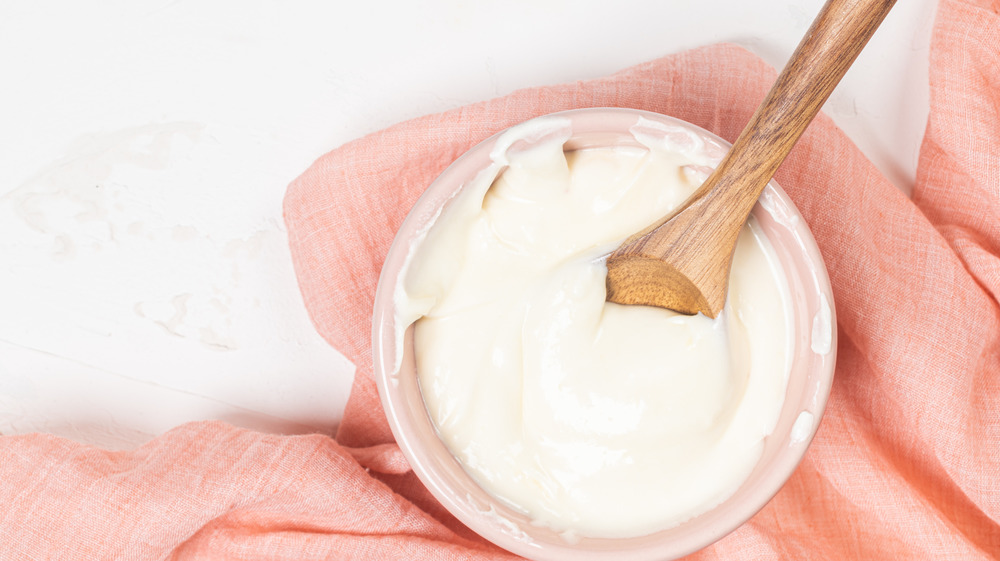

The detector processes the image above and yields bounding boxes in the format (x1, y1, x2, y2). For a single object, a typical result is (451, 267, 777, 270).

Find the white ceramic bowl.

(371, 107, 836, 560)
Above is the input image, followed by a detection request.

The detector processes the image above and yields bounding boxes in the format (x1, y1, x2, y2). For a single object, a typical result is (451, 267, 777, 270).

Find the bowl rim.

(371, 107, 837, 561)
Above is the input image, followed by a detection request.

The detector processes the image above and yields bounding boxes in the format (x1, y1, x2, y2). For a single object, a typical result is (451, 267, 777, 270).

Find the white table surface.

(0, 0, 937, 449)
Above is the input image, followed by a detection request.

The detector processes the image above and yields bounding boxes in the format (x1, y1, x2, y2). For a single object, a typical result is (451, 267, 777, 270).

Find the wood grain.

(606, 0, 897, 318)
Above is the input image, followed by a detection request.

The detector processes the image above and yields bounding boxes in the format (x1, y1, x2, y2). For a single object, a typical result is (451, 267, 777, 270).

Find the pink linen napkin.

(1, 0, 998, 558)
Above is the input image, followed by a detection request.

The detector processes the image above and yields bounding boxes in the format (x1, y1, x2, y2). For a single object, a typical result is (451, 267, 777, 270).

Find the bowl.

(371, 107, 836, 560)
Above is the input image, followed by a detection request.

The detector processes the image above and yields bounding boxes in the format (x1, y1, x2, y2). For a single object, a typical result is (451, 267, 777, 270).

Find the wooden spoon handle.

(606, 0, 896, 318)
(701, 0, 897, 213)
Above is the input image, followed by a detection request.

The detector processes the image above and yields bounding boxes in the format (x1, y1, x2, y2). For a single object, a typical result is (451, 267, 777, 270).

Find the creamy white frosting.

(395, 118, 793, 538)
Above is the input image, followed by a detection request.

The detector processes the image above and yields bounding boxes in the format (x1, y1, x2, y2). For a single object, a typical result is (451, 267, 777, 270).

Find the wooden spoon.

(605, 0, 896, 318)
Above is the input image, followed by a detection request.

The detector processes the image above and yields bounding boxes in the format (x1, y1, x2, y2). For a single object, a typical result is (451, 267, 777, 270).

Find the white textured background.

(0, 0, 937, 449)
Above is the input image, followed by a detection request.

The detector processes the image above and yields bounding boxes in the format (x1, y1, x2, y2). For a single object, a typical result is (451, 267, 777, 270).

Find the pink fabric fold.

(2, 0, 998, 558)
